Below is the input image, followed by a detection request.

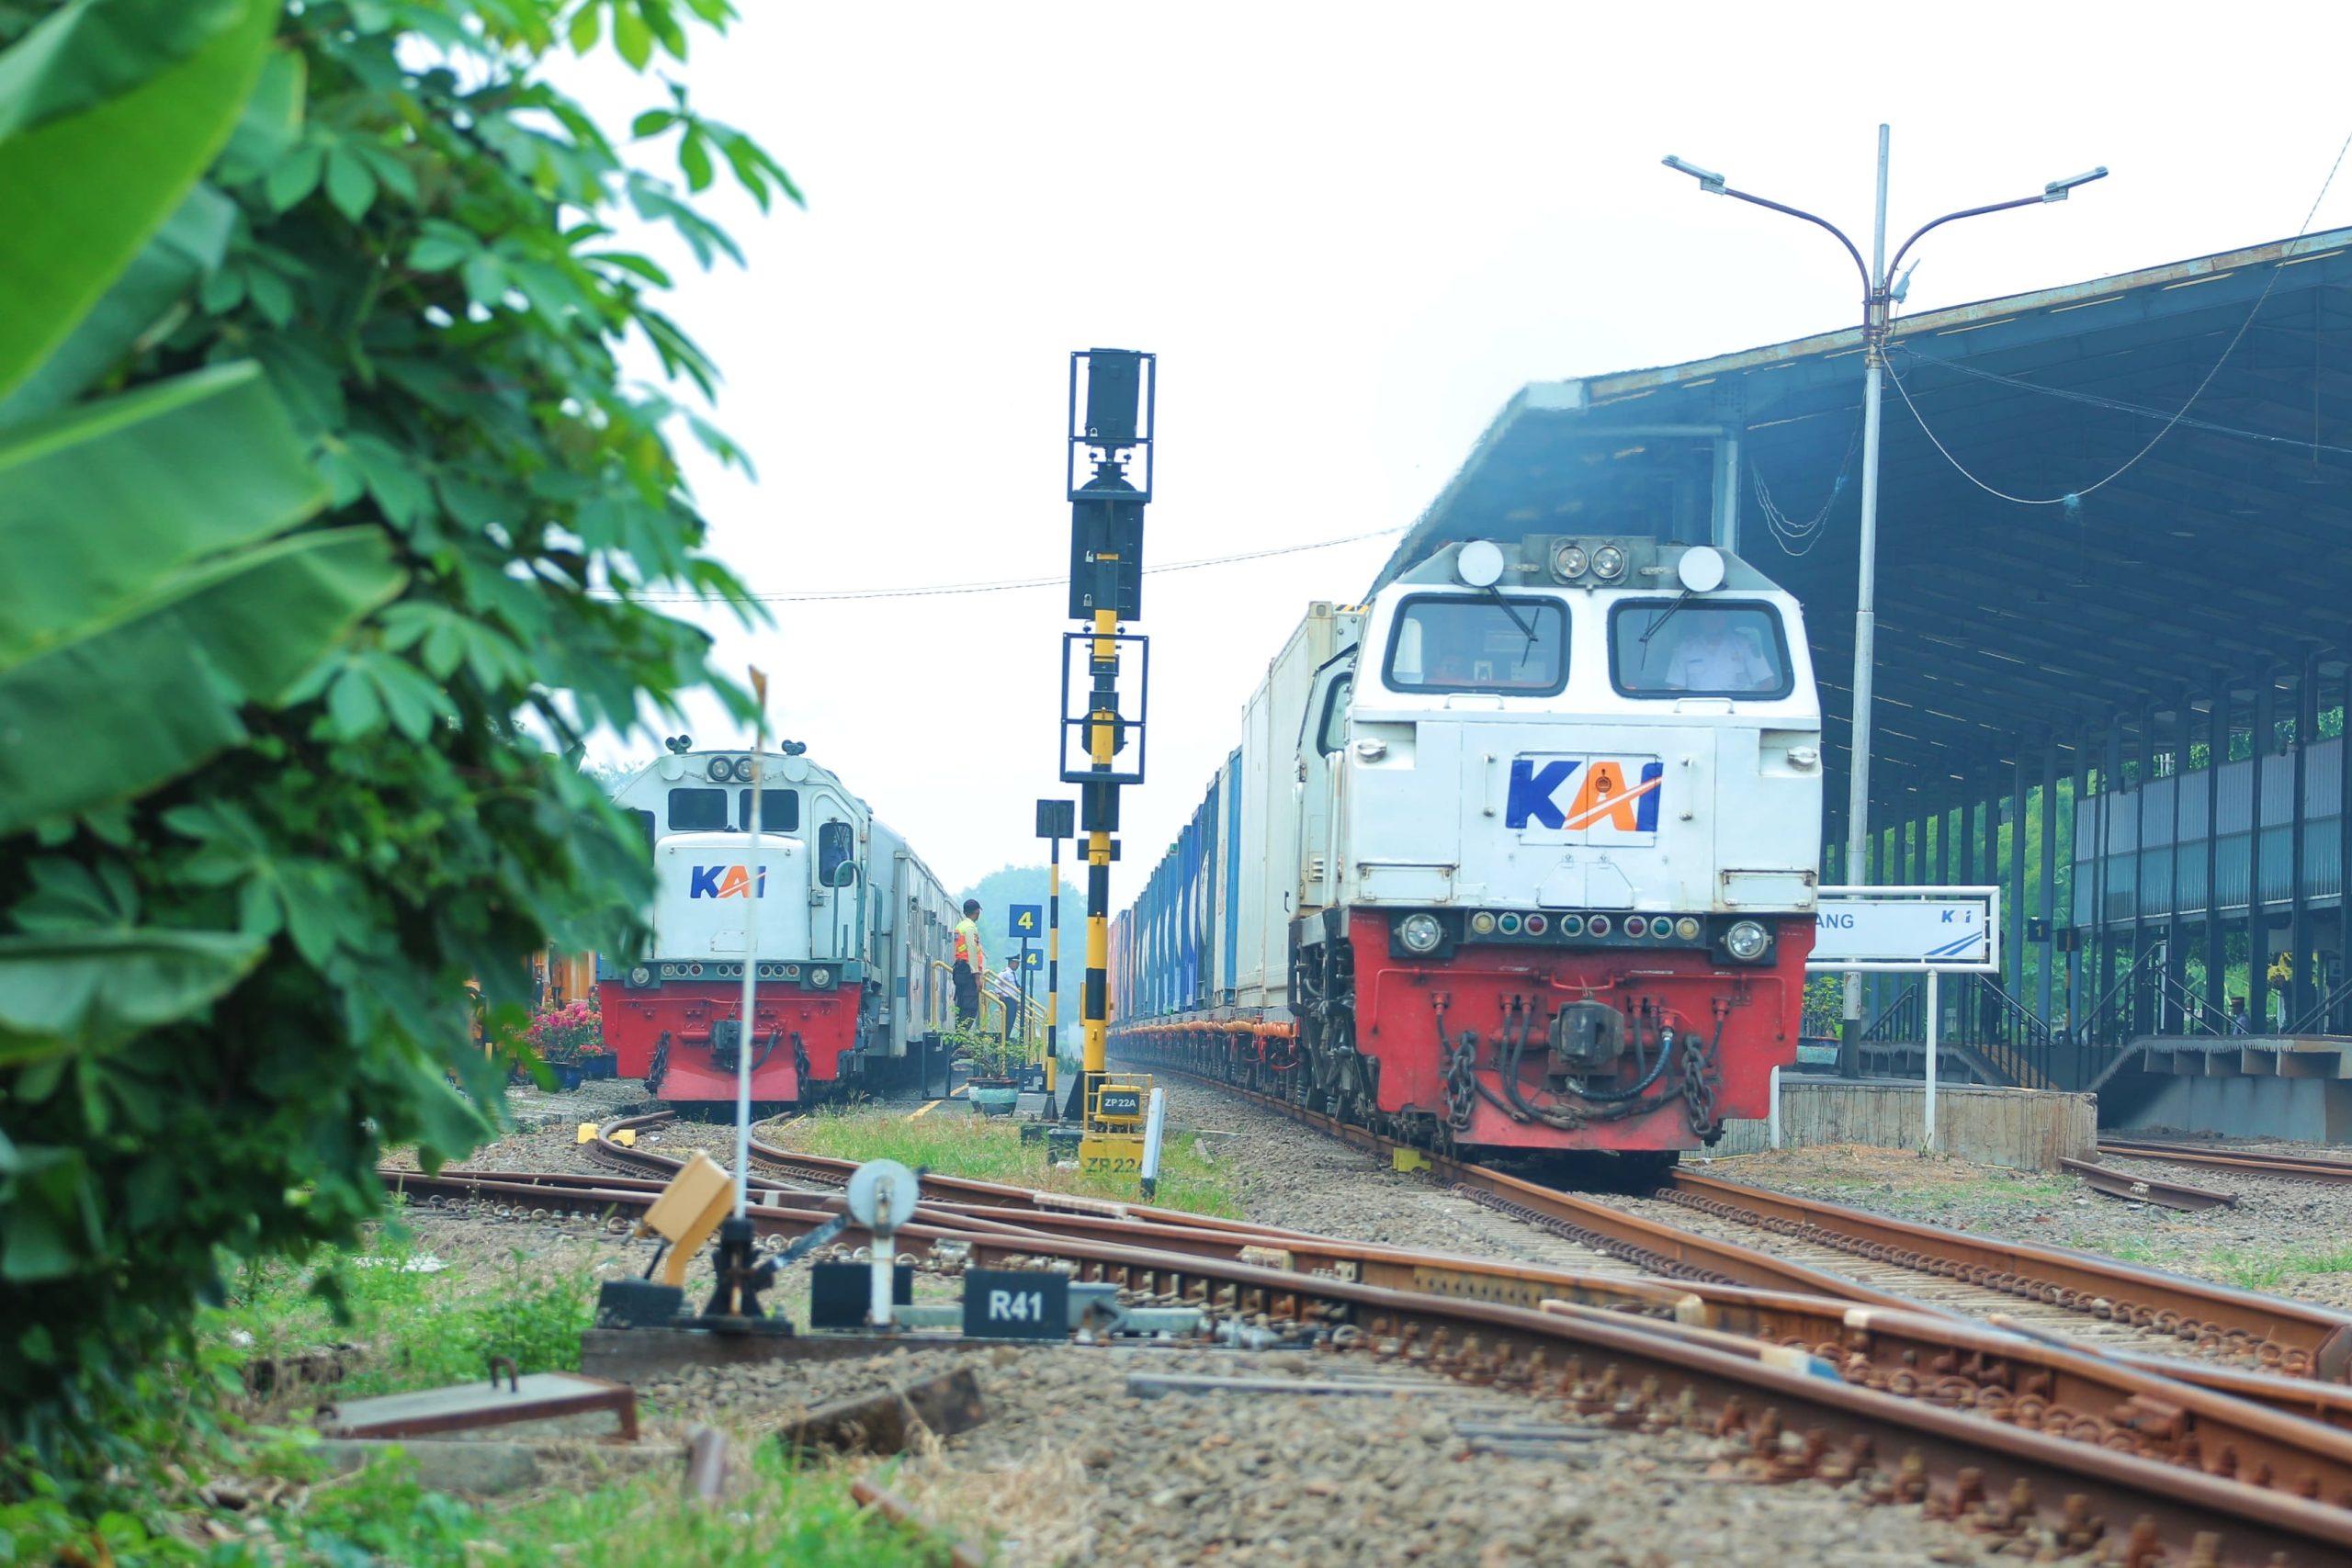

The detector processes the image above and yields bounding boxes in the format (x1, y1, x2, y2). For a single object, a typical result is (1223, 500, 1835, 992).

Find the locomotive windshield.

(1611, 601, 1791, 698)
(1384, 594, 1567, 694)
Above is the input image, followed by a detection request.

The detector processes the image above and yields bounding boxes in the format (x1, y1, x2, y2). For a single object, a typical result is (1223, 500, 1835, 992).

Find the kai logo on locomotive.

(688, 864, 769, 899)
(1506, 756, 1665, 841)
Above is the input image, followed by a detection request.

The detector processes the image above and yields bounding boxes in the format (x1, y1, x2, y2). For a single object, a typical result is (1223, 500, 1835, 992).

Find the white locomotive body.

(1115, 535, 1822, 1156)
(596, 746, 958, 1104)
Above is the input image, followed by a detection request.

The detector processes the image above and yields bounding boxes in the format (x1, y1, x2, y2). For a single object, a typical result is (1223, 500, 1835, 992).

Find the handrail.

(2075, 942, 2166, 1047)
(1858, 981, 1921, 1043)
(2285, 975, 2352, 1037)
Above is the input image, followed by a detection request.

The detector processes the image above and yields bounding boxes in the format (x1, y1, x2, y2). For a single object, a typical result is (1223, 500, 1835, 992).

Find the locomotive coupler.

(1549, 999, 1625, 1070)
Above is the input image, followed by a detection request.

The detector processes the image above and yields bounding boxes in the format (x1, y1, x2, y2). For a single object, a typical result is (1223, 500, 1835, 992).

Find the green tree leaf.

(0, 0, 277, 400)
(323, 141, 376, 220)
(566, 0, 603, 53)
(609, 5, 652, 68)
(0, 930, 265, 1066)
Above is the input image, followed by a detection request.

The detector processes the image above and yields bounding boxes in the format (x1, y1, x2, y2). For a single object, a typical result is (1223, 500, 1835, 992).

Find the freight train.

(594, 743, 959, 1106)
(1110, 535, 1822, 1163)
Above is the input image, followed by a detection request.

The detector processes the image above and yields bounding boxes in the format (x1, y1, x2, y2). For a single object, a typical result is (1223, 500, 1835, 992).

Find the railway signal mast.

(1059, 349, 1154, 1143)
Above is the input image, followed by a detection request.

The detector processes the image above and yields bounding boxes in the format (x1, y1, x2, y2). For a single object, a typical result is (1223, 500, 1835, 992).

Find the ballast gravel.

(1702, 1141, 2352, 1310)
(630, 1339, 2016, 1568)
(1152, 1080, 1642, 1276)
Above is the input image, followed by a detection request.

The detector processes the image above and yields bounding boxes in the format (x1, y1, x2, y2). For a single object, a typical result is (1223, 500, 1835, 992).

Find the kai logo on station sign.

(688, 864, 769, 899)
(1506, 756, 1664, 843)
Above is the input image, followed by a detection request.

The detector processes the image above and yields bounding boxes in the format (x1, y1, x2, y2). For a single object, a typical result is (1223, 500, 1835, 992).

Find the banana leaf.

(0, 362, 406, 833)
(0, 0, 276, 400)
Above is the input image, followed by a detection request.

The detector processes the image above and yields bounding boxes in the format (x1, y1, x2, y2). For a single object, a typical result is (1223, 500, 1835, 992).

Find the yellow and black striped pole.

(1081, 605, 1120, 1122)
(1046, 825, 1061, 1097)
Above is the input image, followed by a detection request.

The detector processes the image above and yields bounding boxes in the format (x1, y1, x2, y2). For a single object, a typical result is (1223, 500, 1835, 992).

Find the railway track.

(379, 1152, 2352, 1563)
(2099, 1139, 2352, 1186)
(1137, 1062, 2352, 1387)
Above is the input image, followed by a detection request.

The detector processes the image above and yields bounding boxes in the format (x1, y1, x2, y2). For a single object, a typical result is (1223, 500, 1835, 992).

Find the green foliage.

(0, 0, 789, 1480)
(219, 1235, 590, 1399)
(0, 0, 274, 398)
(0, 1441, 957, 1568)
(944, 1025, 1025, 1081)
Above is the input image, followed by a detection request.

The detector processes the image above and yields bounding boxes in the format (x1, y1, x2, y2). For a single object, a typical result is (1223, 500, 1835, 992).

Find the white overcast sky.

(571, 2, 2352, 896)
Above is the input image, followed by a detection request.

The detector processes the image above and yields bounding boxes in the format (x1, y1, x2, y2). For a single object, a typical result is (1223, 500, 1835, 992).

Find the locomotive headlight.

(1550, 543, 1589, 581)
(629, 964, 653, 987)
(1396, 913, 1444, 954)
(1590, 544, 1627, 581)
(1724, 919, 1771, 963)
(707, 756, 736, 782)
(810, 966, 833, 989)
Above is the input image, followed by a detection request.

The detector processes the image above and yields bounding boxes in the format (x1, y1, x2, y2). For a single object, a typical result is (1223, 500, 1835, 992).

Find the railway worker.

(1665, 612, 1772, 694)
(953, 898, 986, 1027)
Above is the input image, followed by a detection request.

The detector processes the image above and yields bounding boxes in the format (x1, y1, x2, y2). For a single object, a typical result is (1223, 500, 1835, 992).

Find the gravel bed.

(1154, 1080, 1641, 1278)
(378, 1077, 653, 1174)
(1701, 1143, 2352, 1310)
(630, 1336, 2017, 1567)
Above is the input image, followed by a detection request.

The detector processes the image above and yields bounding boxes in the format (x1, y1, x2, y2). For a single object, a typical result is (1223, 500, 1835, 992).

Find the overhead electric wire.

(604, 524, 1408, 604)
(1751, 417, 1862, 557)
(1889, 348, 2352, 458)
(1884, 124, 2352, 507)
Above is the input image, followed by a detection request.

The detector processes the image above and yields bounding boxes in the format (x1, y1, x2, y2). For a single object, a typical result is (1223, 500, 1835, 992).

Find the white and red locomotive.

(1112, 536, 1821, 1163)
(595, 744, 957, 1106)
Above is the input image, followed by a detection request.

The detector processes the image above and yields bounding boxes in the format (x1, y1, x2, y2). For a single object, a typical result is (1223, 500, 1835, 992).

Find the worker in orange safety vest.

(952, 898, 985, 1027)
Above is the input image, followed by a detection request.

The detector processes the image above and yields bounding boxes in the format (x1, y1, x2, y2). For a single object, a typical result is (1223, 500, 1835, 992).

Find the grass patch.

(1, 1443, 956, 1568)
(3, 1234, 957, 1567)
(2207, 1245, 2352, 1292)
(790, 1106, 1245, 1218)
(212, 1233, 592, 1402)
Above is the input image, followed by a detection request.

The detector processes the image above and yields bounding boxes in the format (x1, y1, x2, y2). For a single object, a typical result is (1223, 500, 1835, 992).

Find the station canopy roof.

(1375, 226, 2352, 814)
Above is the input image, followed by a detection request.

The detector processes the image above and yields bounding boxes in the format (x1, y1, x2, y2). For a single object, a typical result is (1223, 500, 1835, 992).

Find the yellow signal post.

(1057, 348, 1155, 1164)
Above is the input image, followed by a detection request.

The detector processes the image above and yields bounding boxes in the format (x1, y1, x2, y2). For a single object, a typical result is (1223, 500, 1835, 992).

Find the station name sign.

(1808, 887, 1999, 972)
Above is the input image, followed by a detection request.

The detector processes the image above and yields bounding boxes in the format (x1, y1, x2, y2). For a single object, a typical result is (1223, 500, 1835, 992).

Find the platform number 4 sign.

(962, 1268, 1067, 1340)
(1008, 904, 1042, 939)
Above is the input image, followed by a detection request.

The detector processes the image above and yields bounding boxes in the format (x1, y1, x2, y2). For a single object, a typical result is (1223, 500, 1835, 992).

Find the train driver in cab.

(1638, 609, 1778, 694)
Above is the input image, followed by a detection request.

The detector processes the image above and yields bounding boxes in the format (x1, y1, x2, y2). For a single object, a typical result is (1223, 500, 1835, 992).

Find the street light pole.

(1847, 126, 1891, 1059)
(1662, 129, 2104, 1072)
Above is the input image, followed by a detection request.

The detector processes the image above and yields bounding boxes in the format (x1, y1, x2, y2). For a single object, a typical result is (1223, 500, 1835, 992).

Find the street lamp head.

(2043, 166, 2109, 202)
(1661, 154, 1726, 195)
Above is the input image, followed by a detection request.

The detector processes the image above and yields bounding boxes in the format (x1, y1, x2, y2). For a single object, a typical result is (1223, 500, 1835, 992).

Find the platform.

(2101, 1035, 2352, 1143)
(1712, 1079, 2095, 1170)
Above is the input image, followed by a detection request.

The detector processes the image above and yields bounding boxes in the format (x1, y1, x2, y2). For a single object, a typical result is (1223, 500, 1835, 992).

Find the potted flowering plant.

(526, 997, 605, 1090)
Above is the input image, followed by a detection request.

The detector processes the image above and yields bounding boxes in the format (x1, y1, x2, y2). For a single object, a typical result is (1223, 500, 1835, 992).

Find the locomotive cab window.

(818, 820, 854, 884)
(1316, 672, 1353, 755)
(1384, 594, 1567, 695)
(628, 808, 656, 859)
(739, 787, 799, 832)
(666, 787, 729, 831)
(1610, 601, 1792, 699)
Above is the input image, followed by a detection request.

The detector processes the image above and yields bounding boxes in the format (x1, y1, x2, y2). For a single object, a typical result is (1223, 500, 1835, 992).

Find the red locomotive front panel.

(1341, 909, 1813, 1153)
(597, 976, 858, 1103)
